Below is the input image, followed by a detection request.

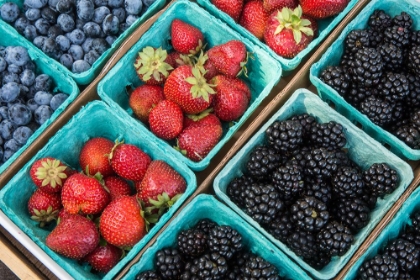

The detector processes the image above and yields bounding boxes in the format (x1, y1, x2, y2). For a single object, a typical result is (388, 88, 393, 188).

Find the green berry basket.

(213, 89, 413, 279)
(196, 0, 359, 75)
(310, 0, 420, 161)
(97, 0, 282, 172)
(0, 20, 79, 176)
(0, 0, 166, 85)
(121, 194, 312, 280)
(0, 100, 197, 280)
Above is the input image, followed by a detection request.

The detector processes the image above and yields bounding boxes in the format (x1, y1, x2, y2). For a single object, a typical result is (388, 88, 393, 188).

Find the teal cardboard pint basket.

(310, 0, 420, 161)
(213, 89, 413, 279)
(97, 0, 282, 172)
(0, 20, 79, 176)
(121, 194, 312, 280)
(0, 101, 196, 280)
(196, 0, 359, 74)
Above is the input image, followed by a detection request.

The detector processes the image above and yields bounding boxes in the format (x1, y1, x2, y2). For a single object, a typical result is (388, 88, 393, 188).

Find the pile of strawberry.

(211, 0, 350, 58)
(26, 137, 186, 274)
(130, 19, 252, 162)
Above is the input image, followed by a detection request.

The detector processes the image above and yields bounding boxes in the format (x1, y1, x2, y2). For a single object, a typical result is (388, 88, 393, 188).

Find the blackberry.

(398, 272, 416, 280)
(390, 102, 410, 126)
(320, 65, 351, 96)
(333, 198, 370, 233)
(290, 196, 330, 232)
(344, 29, 370, 54)
(394, 125, 420, 149)
(208, 225, 243, 260)
(135, 270, 162, 280)
(194, 218, 217, 235)
(377, 72, 410, 102)
(392, 12, 413, 29)
(317, 221, 354, 257)
(411, 211, 420, 232)
(265, 120, 303, 155)
(226, 175, 255, 208)
(330, 148, 355, 168)
(363, 163, 399, 198)
(350, 47, 383, 88)
(368, 9, 392, 32)
(287, 229, 318, 259)
(332, 166, 365, 199)
(340, 52, 354, 70)
(358, 254, 399, 280)
(304, 148, 341, 179)
(287, 145, 311, 170)
(155, 248, 184, 280)
(360, 96, 394, 127)
(177, 229, 207, 257)
(305, 249, 331, 270)
(242, 255, 280, 280)
(271, 163, 304, 201)
(367, 29, 384, 48)
(186, 253, 228, 280)
(290, 113, 317, 137)
(345, 86, 375, 108)
(411, 110, 420, 129)
(309, 121, 347, 150)
(408, 45, 420, 76)
(246, 145, 283, 180)
(411, 30, 420, 46)
(383, 26, 411, 50)
(384, 239, 420, 272)
(266, 210, 295, 243)
(401, 227, 420, 247)
(243, 183, 284, 225)
(359, 186, 378, 210)
(377, 43, 404, 72)
(226, 251, 252, 279)
(303, 177, 332, 206)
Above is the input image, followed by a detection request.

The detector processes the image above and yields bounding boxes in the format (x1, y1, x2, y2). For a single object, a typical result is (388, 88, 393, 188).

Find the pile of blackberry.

(320, 9, 420, 150)
(226, 114, 400, 270)
(135, 218, 283, 280)
(357, 211, 420, 279)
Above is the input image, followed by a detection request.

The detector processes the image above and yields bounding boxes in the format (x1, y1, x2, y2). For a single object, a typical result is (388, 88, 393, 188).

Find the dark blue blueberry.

(5, 46, 30, 67)
(77, 0, 94, 21)
(50, 92, 67, 110)
(57, 13, 75, 32)
(119, 22, 129, 32)
(91, 38, 108, 54)
(13, 126, 33, 145)
(0, 120, 16, 140)
(71, 59, 90, 73)
(4, 138, 21, 152)
(24, 25, 38, 41)
(125, 14, 137, 26)
(41, 6, 58, 23)
(33, 36, 47, 49)
(14, 17, 31, 34)
(7, 99, 23, 107)
(92, 6, 110, 24)
(1, 82, 20, 102)
(142, 0, 156, 8)
(48, 0, 60, 8)
(56, 0, 74, 14)
(2, 72, 20, 84)
(34, 74, 52, 92)
(25, 8, 41, 21)
(124, 0, 142, 15)
(23, 60, 36, 72)
(94, 0, 108, 6)
(8, 104, 32, 126)
(0, 46, 6, 57)
(0, 2, 20, 23)
(67, 29, 86, 45)
(68, 44, 84, 60)
(19, 85, 29, 100)
(34, 18, 51, 35)
(34, 90, 53, 105)
(112, 7, 125, 22)
(81, 37, 93, 53)
(47, 24, 63, 39)
(27, 121, 39, 131)
(7, 64, 22, 74)
(105, 35, 116, 46)
(24, 0, 48, 9)
(108, 0, 123, 8)
(42, 37, 61, 59)
(75, 18, 86, 30)
(0, 57, 6, 72)
(83, 21, 101, 37)
(26, 98, 39, 112)
(20, 69, 36, 87)
(55, 34, 71, 52)
(34, 104, 53, 124)
(59, 53, 73, 69)
(102, 14, 119, 35)
(26, 86, 37, 100)
(84, 50, 99, 65)
(3, 149, 14, 162)
(0, 106, 9, 119)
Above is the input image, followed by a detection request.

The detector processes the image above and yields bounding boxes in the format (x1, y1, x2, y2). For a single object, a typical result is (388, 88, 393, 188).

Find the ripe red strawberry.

(195, 51, 219, 80)
(149, 100, 184, 140)
(83, 242, 123, 273)
(207, 40, 248, 77)
(263, 0, 298, 13)
(134, 46, 174, 85)
(30, 157, 74, 194)
(99, 196, 146, 248)
(164, 65, 215, 115)
(212, 0, 243, 22)
(300, 0, 349, 19)
(108, 142, 152, 181)
(171, 19, 204, 55)
(103, 176, 132, 201)
(46, 214, 100, 260)
(27, 189, 62, 227)
(264, 6, 314, 58)
(239, 0, 270, 40)
(129, 85, 164, 123)
(79, 137, 115, 177)
(167, 52, 194, 69)
(61, 173, 110, 215)
(183, 110, 221, 130)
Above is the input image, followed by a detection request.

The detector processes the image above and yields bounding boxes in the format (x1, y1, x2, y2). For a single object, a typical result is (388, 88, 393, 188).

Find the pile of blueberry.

(0, 0, 157, 74)
(0, 45, 68, 165)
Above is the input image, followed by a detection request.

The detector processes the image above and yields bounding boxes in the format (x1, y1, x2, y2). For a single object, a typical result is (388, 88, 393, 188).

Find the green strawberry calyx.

(186, 108, 214, 121)
(35, 158, 68, 188)
(31, 206, 59, 227)
(274, 5, 314, 44)
(134, 46, 174, 82)
(144, 192, 183, 219)
(185, 66, 216, 102)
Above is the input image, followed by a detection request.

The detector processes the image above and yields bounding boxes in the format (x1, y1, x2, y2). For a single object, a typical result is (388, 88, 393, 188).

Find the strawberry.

(30, 157, 74, 193)
(103, 176, 132, 201)
(149, 100, 184, 140)
(108, 142, 152, 181)
(263, 0, 298, 13)
(183, 109, 221, 129)
(99, 196, 146, 248)
(207, 40, 248, 77)
(300, 0, 349, 19)
(212, 0, 243, 22)
(239, 0, 270, 41)
(46, 214, 99, 260)
(164, 65, 215, 115)
(167, 52, 194, 69)
(171, 19, 204, 55)
(263, 6, 314, 58)
(129, 85, 164, 123)
(27, 189, 62, 227)
(61, 173, 110, 215)
(194, 51, 219, 80)
(79, 137, 115, 177)
(83, 241, 122, 273)
(134, 46, 174, 85)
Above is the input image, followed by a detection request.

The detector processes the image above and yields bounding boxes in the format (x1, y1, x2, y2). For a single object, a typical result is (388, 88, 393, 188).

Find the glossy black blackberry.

(345, 86, 375, 108)
(320, 65, 351, 96)
(392, 12, 413, 29)
(384, 238, 420, 272)
(271, 163, 304, 201)
(344, 29, 370, 54)
(187, 253, 228, 280)
(389, 102, 410, 126)
(290, 114, 317, 138)
(135, 270, 162, 280)
(179, 262, 200, 280)
(411, 211, 420, 232)
(360, 96, 394, 127)
(208, 225, 243, 260)
(377, 43, 404, 72)
(410, 30, 420, 46)
(363, 163, 399, 198)
(340, 52, 354, 70)
(309, 121, 347, 150)
(388, 118, 411, 134)
(383, 26, 411, 50)
(411, 110, 420, 129)
(226, 251, 252, 279)
(266, 120, 303, 155)
(330, 148, 355, 168)
(266, 210, 295, 243)
(304, 148, 341, 179)
(359, 185, 378, 210)
(242, 255, 280, 280)
(332, 166, 365, 199)
(408, 45, 420, 76)
(350, 47, 384, 88)
(226, 175, 255, 208)
(333, 198, 370, 233)
(305, 249, 331, 270)
(247, 145, 283, 180)
(194, 218, 217, 235)
(358, 254, 399, 280)
(317, 221, 354, 257)
(290, 196, 330, 232)
(394, 125, 420, 149)
(368, 9, 392, 32)
(177, 229, 207, 257)
(155, 248, 184, 280)
(303, 177, 332, 206)
(397, 272, 416, 280)
(367, 28, 384, 48)
(377, 72, 410, 102)
(287, 229, 318, 259)
(287, 145, 311, 170)
(243, 183, 284, 225)
(401, 227, 420, 247)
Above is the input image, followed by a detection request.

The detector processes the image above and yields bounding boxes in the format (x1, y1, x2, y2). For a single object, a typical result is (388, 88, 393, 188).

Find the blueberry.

(27, 121, 39, 131)
(125, 14, 137, 26)
(119, 22, 128, 32)
(8, 104, 32, 126)
(27, 86, 38, 99)
(67, 29, 86, 45)
(50, 92, 67, 110)
(92, 6, 110, 24)
(7, 99, 23, 107)
(0, 46, 6, 57)
(33, 36, 47, 49)
(14, 17, 31, 34)
(13, 126, 33, 145)
(34, 74, 52, 92)
(19, 69, 35, 87)
(94, 0, 108, 5)
(7, 64, 21, 74)
(68, 44, 84, 60)
(84, 50, 99, 65)
(57, 13, 75, 32)
(34, 91, 53, 105)
(142, 0, 156, 8)
(105, 35, 116, 46)
(0, 2, 20, 23)
(48, 0, 60, 8)
(41, 6, 58, 23)
(77, 0, 94, 21)
(71, 59, 90, 73)
(34, 104, 53, 124)
(75, 18, 86, 30)
(55, 34, 71, 52)
(2, 72, 20, 84)
(124, 0, 142, 15)
(47, 24, 63, 39)
(59, 53, 73, 69)
(42, 37, 61, 59)
(4, 138, 21, 152)
(24, 0, 48, 9)
(26, 98, 39, 112)
(102, 14, 119, 35)
(0, 57, 6, 72)
(24, 25, 38, 41)
(91, 38, 108, 54)
(23, 60, 36, 72)
(56, 0, 74, 14)
(81, 37, 93, 53)
(34, 18, 51, 35)
(5, 46, 30, 67)
(83, 21, 101, 38)
(25, 8, 41, 21)
(0, 106, 9, 119)
(108, 0, 123, 8)
(1, 82, 20, 102)
(0, 120, 15, 140)
(112, 7, 125, 22)
(19, 85, 29, 99)
(3, 149, 14, 162)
